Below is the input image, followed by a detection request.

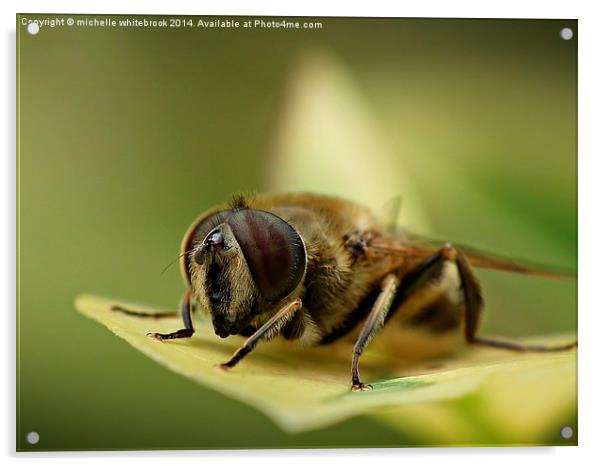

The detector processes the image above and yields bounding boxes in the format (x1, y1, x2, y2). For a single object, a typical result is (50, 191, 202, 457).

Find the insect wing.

(366, 235, 575, 280)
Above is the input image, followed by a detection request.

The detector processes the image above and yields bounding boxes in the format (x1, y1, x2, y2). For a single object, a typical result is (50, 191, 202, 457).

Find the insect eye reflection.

(192, 228, 229, 266)
(206, 229, 224, 247)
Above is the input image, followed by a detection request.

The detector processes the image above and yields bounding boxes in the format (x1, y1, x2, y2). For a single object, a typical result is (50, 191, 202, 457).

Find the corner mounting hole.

(26, 22, 40, 35)
(26, 431, 40, 444)
(560, 426, 573, 439)
(560, 27, 573, 40)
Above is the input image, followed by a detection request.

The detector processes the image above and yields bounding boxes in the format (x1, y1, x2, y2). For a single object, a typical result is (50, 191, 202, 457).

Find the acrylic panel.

(16, 14, 577, 450)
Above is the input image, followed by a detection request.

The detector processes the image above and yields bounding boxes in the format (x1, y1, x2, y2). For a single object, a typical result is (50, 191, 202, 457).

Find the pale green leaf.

(75, 294, 576, 443)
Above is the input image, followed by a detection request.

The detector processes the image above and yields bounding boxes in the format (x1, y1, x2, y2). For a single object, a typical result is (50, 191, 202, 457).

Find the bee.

(113, 193, 576, 391)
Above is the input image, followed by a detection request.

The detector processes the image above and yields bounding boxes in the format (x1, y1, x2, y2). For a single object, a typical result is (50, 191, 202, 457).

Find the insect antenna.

(160, 247, 196, 275)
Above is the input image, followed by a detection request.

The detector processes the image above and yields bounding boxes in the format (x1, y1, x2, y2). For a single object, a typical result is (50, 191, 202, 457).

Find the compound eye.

(228, 209, 307, 303)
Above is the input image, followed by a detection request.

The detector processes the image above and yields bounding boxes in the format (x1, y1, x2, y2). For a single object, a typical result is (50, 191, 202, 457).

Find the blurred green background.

(17, 15, 577, 450)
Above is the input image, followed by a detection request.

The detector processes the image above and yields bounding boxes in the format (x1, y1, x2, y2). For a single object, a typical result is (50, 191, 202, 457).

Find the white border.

(0, 0, 586, 18)
(3, 1, 600, 465)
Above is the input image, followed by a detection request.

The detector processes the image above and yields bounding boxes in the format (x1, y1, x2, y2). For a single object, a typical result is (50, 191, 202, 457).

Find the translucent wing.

(367, 233, 575, 280)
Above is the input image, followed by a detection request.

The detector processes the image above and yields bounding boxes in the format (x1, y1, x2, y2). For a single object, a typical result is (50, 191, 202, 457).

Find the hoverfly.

(112, 193, 576, 391)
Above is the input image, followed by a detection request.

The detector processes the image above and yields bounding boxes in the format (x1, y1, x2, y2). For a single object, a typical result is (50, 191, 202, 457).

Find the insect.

(112, 193, 576, 391)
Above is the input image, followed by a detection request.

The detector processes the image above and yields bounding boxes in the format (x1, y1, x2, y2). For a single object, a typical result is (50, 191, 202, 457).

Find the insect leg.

(454, 247, 577, 352)
(469, 336, 577, 351)
(110, 306, 176, 318)
(219, 298, 303, 370)
(350, 246, 475, 391)
(111, 293, 198, 319)
(146, 290, 195, 341)
(351, 274, 400, 391)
